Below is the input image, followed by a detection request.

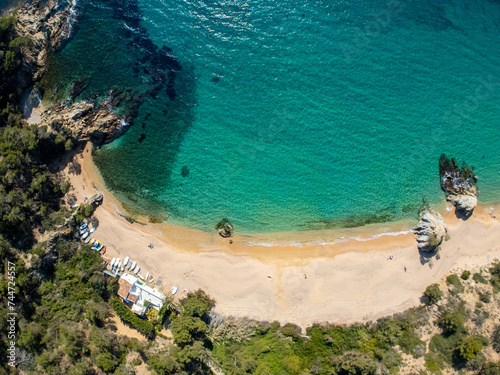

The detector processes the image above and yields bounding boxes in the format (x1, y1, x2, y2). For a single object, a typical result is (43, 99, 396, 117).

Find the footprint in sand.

(184, 270, 195, 280)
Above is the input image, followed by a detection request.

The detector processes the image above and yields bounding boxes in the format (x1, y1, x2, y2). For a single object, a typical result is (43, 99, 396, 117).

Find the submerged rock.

(216, 218, 234, 238)
(414, 206, 447, 252)
(439, 154, 478, 218)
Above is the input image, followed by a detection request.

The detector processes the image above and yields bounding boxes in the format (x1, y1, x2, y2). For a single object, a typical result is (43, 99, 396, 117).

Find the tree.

(172, 341, 205, 365)
(424, 283, 443, 304)
(147, 353, 181, 374)
(169, 316, 207, 346)
(335, 352, 378, 375)
(456, 336, 487, 362)
(183, 289, 215, 318)
(437, 311, 464, 334)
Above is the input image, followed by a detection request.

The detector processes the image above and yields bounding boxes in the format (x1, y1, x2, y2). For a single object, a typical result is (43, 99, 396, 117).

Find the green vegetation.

(110, 296, 155, 336)
(473, 272, 488, 284)
(446, 273, 465, 294)
(461, 270, 471, 280)
(424, 283, 443, 304)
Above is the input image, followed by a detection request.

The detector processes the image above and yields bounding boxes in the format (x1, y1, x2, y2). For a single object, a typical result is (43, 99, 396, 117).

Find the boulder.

(414, 207, 447, 252)
(447, 194, 477, 218)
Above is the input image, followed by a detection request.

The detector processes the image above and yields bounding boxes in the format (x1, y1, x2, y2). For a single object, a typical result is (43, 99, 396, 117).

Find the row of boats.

(109, 256, 140, 275)
(80, 222, 106, 255)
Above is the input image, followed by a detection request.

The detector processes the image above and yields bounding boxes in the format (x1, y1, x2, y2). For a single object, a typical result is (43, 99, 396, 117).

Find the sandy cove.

(64, 143, 500, 328)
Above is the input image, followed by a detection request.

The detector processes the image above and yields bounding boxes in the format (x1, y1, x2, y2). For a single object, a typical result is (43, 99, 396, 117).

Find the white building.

(117, 273, 166, 315)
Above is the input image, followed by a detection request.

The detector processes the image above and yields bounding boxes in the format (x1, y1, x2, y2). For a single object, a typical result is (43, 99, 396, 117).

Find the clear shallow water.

(44, 0, 500, 233)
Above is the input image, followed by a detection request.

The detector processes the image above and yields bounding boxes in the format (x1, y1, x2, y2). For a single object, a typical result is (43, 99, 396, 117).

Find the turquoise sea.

(40, 0, 500, 234)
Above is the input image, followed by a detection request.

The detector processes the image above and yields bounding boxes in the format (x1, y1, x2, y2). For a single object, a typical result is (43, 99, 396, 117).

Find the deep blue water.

(41, 0, 500, 233)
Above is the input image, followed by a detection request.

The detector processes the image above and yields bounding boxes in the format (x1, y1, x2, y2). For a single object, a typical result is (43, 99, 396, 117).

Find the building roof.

(117, 273, 166, 311)
(117, 277, 133, 300)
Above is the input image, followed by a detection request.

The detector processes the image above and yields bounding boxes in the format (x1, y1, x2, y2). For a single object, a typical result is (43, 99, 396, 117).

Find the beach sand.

(64, 142, 500, 328)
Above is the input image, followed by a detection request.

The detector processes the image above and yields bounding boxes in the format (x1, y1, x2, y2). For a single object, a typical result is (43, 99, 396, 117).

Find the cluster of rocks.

(216, 219, 234, 238)
(439, 154, 478, 218)
(39, 93, 127, 145)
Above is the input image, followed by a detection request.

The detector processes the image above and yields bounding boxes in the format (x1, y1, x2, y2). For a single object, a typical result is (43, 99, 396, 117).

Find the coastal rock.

(14, 0, 75, 86)
(216, 219, 234, 238)
(447, 194, 477, 218)
(413, 207, 447, 252)
(39, 99, 126, 145)
(439, 154, 478, 218)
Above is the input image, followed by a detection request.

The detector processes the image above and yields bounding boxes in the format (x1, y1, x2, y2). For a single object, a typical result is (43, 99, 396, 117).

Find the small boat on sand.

(124, 256, 129, 267)
(134, 266, 140, 274)
(130, 261, 136, 271)
(171, 286, 178, 295)
(111, 258, 116, 267)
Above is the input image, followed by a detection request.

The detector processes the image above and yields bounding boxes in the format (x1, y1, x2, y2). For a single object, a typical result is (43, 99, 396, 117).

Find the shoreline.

(64, 142, 500, 327)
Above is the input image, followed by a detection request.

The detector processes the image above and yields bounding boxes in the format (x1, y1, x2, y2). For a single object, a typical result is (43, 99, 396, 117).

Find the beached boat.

(130, 261, 136, 270)
(89, 227, 96, 234)
(100, 246, 106, 255)
(80, 223, 88, 230)
(83, 236, 91, 244)
(111, 258, 116, 267)
(134, 266, 140, 274)
(171, 286, 178, 295)
(116, 260, 121, 269)
(81, 232, 89, 240)
(149, 275, 154, 283)
(124, 256, 129, 267)
(145, 272, 149, 281)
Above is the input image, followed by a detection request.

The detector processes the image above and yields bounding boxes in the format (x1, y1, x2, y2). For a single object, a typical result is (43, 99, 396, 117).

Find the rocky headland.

(11, 0, 128, 145)
(439, 154, 479, 218)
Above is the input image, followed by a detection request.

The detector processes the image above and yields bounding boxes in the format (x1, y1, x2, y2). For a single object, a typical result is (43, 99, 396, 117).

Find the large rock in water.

(216, 219, 234, 238)
(414, 207, 447, 252)
(439, 154, 479, 218)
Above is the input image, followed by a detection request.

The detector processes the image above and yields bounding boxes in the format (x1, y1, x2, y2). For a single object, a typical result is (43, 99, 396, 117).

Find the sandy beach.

(64, 142, 500, 328)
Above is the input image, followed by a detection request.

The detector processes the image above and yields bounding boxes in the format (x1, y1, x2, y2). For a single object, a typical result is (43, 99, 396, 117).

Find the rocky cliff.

(439, 154, 479, 218)
(14, 0, 74, 88)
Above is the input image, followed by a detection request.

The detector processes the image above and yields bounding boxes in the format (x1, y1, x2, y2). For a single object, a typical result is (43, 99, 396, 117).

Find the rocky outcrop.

(14, 0, 75, 87)
(216, 219, 234, 238)
(439, 154, 479, 218)
(414, 207, 447, 252)
(39, 92, 127, 145)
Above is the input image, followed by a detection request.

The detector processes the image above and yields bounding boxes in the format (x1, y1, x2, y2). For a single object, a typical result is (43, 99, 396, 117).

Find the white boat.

(89, 227, 96, 234)
(116, 260, 121, 269)
(111, 258, 116, 267)
(149, 276, 154, 283)
(80, 229, 88, 236)
(134, 266, 140, 274)
(80, 223, 88, 230)
(171, 286, 178, 295)
(84, 237, 91, 244)
(81, 232, 89, 240)
(130, 261, 136, 271)
(145, 272, 149, 280)
(124, 256, 129, 267)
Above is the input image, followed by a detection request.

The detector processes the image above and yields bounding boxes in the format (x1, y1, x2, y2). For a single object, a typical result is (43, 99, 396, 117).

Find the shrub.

(4, 50, 16, 71)
(437, 311, 464, 334)
(446, 274, 464, 294)
(481, 362, 500, 375)
(424, 283, 443, 304)
(461, 270, 471, 280)
(334, 352, 378, 375)
(493, 325, 500, 352)
(110, 297, 154, 335)
(473, 273, 487, 284)
(455, 336, 487, 362)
